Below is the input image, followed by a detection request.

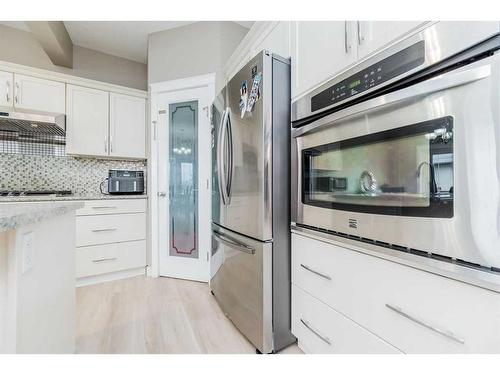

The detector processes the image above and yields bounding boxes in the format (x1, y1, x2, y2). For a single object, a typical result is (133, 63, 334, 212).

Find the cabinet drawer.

(292, 285, 400, 354)
(76, 213, 146, 246)
(76, 199, 146, 216)
(76, 240, 146, 278)
(292, 233, 500, 353)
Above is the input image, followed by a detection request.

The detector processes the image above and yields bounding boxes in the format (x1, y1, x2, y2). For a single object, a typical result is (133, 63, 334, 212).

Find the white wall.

(148, 21, 248, 92)
(0, 24, 147, 90)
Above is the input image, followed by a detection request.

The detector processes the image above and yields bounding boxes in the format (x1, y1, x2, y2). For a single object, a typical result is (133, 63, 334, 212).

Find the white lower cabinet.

(75, 199, 147, 283)
(76, 212, 146, 247)
(292, 285, 401, 354)
(292, 232, 500, 353)
(76, 240, 146, 278)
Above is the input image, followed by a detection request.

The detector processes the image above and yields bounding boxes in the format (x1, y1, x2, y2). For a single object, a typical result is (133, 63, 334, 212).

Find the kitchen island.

(0, 201, 83, 353)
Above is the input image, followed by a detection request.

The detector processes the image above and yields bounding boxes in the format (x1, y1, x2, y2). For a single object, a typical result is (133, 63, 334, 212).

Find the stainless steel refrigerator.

(210, 51, 294, 353)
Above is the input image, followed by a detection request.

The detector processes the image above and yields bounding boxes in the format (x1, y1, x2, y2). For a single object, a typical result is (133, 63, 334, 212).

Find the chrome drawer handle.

(300, 264, 332, 280)
(91, 228, 117, 232)
(300, 318, 332, 346)
(385, 304, 465, 345)
(91, 206, 117, 209)
(92, 257, 117, 263)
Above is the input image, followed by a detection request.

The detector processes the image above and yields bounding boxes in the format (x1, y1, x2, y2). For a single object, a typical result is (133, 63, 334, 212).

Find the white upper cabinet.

(66, 85, 109, 157)
(0, 71, 14, 107)
(109, 93, 146, 159)
(66, 85, 147, 159)
(224, 22, 291, 83)
(291, 21, 358, 100)
(13, 74, 65, 113)
(253, 21, 291, 59)
(356, 21, 427, 60)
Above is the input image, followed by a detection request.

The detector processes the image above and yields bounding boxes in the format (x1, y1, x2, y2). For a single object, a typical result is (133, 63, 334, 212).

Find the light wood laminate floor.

(76, 275, 302, 354)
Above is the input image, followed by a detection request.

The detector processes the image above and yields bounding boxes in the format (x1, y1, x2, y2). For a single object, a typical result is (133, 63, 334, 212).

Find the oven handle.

(293, 63, 491, 138)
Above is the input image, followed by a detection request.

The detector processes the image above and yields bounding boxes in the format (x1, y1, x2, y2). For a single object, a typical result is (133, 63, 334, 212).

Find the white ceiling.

(0, 21, 254, 64)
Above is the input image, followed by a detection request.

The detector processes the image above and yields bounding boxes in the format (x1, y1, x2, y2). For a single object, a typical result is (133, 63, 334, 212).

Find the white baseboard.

(76, 267, 147, 287)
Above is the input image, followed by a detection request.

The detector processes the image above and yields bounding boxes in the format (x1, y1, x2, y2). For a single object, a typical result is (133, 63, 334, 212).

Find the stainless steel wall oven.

(292, 23, 500, 271)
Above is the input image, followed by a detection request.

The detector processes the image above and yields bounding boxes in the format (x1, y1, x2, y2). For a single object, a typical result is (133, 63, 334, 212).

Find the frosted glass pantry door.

(168, 101, 199, 259)
(157, 84, 211, 282)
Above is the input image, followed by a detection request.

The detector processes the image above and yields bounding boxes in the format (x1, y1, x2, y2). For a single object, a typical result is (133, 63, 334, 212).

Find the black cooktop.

(0, 190, 73, 197)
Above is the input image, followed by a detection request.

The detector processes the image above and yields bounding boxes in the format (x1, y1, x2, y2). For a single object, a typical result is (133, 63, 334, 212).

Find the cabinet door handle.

(92, 257, 117, 263)
(357, 21, 363, 45)
(104, 134, 108, 153)
(14, 82, 19, 104)
(6, 81, 10, 103)
(110, 135, 113, 153)
(385, 304, 465, 344)
(344, 21, 349, 53)
(91, 206, 117, 209)
(91, 228, 117, 232)
(300, 263, 332, 280)
(300, 318, 332, 345)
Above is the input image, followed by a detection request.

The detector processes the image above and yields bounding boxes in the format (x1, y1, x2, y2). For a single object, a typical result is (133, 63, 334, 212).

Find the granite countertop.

(0, 201, 85, 233)
(0, 194, 148, 203)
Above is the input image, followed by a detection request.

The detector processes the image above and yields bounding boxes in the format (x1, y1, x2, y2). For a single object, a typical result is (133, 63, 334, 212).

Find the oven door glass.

(302, 116, 454, 218)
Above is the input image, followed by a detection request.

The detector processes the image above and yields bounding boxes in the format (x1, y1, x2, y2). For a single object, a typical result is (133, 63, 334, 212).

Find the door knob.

(158, 191, 167, 197)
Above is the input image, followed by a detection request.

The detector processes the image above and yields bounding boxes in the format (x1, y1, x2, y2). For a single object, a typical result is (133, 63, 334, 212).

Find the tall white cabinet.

(66, 85, 110, 157)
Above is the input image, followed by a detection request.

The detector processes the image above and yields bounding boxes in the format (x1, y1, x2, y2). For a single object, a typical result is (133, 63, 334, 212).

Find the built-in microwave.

(291, 22, 500, 271)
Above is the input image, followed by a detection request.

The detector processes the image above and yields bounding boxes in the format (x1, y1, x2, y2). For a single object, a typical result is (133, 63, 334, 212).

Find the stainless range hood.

(0, 109, 66, 136)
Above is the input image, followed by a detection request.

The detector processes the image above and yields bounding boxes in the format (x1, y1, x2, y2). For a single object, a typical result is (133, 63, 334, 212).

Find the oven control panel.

(311, 41, 425, 113)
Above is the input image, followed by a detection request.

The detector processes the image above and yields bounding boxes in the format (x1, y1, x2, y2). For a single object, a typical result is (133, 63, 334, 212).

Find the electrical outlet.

(22, 231, 35, 274)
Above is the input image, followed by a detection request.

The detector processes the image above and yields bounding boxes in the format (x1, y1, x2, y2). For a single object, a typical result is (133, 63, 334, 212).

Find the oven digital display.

(311, 41, 425, 113)
(349, 79, 361, 89)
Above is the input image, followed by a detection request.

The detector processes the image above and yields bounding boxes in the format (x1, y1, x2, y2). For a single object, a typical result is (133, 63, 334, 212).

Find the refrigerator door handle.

(217, 108, 228, 205)
(226, 109, 234, 204)
(213, 231, 256, 255)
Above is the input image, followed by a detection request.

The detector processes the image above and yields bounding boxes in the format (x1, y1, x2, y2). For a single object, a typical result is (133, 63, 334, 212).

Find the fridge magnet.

(239, 80, 248, 118)
(251, 65, 258, 79)
(246, 72, 262, 113)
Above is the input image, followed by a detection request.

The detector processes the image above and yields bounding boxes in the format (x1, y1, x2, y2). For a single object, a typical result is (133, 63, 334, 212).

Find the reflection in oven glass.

(302, 117, 454, 218)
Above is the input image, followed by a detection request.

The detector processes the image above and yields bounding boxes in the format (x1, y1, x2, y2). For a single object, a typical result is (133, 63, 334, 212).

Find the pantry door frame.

(149, 73, 215, 280)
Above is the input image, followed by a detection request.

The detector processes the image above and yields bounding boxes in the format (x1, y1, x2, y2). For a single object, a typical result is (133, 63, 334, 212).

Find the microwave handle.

(293, 63, 491, 138)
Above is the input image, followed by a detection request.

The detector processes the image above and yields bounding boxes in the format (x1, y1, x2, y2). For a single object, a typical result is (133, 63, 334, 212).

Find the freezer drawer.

(210, 224, 273, 353)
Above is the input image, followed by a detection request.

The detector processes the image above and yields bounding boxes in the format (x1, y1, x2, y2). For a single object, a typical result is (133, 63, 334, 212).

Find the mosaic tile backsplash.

(0, 154, 147, 196)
